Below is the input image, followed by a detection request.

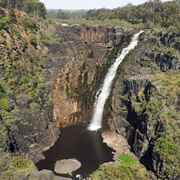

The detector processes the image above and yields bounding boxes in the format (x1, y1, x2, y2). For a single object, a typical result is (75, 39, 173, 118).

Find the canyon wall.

(51, 25, 136, 127)
(109, 31, 180, 179)
(50, 27, 180, 179)
(0, 14, 136, 162)
(49, 26, 179, 179)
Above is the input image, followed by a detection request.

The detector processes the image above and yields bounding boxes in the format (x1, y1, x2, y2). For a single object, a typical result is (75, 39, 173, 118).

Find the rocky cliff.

(51, 25, 136, 127)
(50, 27, 179, 179)
(0, 8, 139, 179)
(109, 30, 180, 179)
(0, 10, 61, 177)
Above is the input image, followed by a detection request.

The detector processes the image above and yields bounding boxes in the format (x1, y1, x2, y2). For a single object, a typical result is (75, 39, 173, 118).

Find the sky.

(39, 0, 170, 10)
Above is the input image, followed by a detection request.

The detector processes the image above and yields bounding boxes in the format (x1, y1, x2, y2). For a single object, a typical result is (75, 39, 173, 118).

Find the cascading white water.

(88, 31, 144, 131)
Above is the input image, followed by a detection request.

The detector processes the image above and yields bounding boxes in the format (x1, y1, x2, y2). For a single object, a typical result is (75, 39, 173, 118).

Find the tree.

(57, 10, 69, 19)
(37, 2, 46, 18)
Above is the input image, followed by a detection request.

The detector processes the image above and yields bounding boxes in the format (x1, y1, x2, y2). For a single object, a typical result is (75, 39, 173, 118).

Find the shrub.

(0, 17, 9, 31)
(0, 98, 9, 108)
(153, 132, 179, 179)
(90, 163, 155, 180)
(30, 35, 37, 47)
(40, 36, 50, 46)
(90, 153, 155, 180)
(12, 29, 22, 39)
(10, 154, 32, 169)
(154, 133, 176, 156)
(21, 38, 28, 47)
(24, 18, 37, 30)
(20, 76, 30, 85)
(0, 153, 35, 180)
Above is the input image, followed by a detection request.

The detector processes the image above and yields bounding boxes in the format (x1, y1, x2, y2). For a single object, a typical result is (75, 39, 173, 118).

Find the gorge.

(35, 31, 144, 179)
(0, 2, 180, 180)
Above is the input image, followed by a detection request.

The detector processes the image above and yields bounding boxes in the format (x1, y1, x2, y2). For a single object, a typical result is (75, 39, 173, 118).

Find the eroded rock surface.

(109, 30, 180, 179)
(52, 26, 136, 127)
(54, 159, 81, 174)
(29, 169, 71, 180)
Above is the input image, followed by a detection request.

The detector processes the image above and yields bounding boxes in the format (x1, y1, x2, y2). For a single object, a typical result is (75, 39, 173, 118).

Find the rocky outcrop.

(0, 10, 60, 163)
(29, 169, 71, 180)
(156, 53, 180, 72)
(109, 30, 180, 179)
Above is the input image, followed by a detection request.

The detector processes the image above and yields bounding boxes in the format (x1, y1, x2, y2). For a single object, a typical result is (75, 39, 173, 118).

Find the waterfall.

(88, 31, 144, 131)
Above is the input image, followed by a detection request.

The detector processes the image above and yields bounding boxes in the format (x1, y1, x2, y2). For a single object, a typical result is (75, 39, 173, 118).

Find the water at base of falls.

(36, 125, 114, 180)
(88, 31, 144, 131)
(88, 124, 101, 131)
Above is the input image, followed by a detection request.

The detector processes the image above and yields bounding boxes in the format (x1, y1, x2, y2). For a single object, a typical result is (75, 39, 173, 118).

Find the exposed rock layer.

(109, 30, 180, 179)
(52, 25, 136, 127)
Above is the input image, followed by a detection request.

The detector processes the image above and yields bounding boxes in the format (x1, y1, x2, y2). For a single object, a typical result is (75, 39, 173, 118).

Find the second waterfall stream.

(88, 30, 144, 131)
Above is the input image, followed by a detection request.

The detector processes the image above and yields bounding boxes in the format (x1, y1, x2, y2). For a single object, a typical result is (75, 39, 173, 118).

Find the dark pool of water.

(36, 124, 114, 179)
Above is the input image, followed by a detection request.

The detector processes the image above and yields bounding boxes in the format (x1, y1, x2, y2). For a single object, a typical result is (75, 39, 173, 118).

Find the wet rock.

(54, 159, 81, 174)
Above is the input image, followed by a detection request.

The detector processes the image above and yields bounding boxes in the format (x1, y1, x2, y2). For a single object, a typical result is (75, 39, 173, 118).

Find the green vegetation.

(0, 84, 5, 99)
(40, 34, 50, 46)
(47, 9, 87, 19)
(0, 84, 8, 108)
(90, 154, 155, 180)
(118, 154, 137, 164)
(0, 98, 9, 108)
(0, 17, 9, 30)
(128, 70, 180, 179)
(0, 2, 52, 159)
(0, 0, 46, 18)
(0, 0, 179, 179)
(85, 1, 179, 29)
(153, 132, 179, 179)
(24, 18, 37, 30)
(0, 153, 35, 180)
(154, 133, 176, 155)
(12, 29, 21, 39)
(57, 18, 140, 29)
(47, 1, 180, 31)
(30, 35, 37, 47)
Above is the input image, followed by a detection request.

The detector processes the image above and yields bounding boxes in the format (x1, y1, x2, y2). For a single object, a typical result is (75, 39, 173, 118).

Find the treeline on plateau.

(85, 0, 179, 28)
(0, 0, 46, 18)
(47, 9, 87, 20)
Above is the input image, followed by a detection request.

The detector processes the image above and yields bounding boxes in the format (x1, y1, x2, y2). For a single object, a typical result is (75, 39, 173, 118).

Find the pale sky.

(39, 0, 170, 10)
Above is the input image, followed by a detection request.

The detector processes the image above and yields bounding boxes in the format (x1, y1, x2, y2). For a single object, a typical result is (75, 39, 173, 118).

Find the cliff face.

(51, 25, 135, 127)
(0, 10, 60, 164)
(49, 27, 179, 179)
(109, 30, 180, 179)
(0, 9, 136, 162)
